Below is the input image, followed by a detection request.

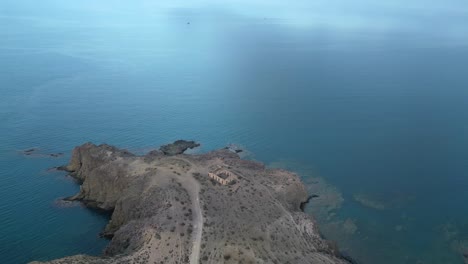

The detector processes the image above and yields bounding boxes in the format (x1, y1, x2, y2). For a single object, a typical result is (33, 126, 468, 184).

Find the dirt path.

(170, 158, 203, 264)
(188, 178, 203, 264)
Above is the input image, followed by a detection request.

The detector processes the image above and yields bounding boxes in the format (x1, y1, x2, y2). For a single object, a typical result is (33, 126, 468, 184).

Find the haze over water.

(1, 0, 468, 263)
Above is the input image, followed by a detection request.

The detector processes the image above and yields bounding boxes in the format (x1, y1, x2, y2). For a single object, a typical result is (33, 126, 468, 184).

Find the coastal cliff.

(33, 141, 351, 264)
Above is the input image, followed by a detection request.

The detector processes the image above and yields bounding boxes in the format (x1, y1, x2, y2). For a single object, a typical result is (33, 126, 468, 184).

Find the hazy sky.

(1, 0, 467, 45)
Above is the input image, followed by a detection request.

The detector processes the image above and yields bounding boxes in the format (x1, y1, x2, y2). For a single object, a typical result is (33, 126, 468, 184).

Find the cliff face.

(33, 142, 351, 264)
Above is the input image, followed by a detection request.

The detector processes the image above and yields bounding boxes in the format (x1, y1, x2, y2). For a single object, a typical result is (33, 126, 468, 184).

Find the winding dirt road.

(190, 182, 203, 264)
(172, 158, 203, 264)
(188, 179, 203, 264)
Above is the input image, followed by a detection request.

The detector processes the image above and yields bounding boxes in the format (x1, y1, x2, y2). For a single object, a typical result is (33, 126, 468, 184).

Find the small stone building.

(208, 168, 237, 185)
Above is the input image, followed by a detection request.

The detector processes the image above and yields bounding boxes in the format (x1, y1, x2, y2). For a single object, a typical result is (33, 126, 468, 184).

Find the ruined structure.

(208, 168, 237, 185)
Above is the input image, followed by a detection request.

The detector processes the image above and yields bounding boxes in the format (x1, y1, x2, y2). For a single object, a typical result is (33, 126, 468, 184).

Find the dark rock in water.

(46, 166, 60, 173)
(21, 148, 38, 156)
(339, 251, 360, 264)
(54, 198, 83, 208)
(99, 230, 114, 239)
(225, 144, 244, 154)
(63, 195, 79, 202)
(159, 140, 200, 156)
(20, 148, 64, 158)
(47, 167, 56, 171)
(56, 165, 71, 172)
(24, 148, 37, 153)
(300, 194, 320, 211)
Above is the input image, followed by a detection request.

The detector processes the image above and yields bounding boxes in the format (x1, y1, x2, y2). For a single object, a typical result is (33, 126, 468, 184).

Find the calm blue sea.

(1, 1, 468, 263)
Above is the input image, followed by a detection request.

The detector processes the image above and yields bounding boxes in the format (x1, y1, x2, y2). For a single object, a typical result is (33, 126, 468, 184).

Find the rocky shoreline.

(32, 140, 352, 264)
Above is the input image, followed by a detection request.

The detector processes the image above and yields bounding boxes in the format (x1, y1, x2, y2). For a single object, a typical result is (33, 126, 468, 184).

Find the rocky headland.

(32, 140, 352, 264)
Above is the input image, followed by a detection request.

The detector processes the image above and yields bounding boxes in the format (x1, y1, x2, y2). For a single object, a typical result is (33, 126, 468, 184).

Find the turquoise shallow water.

(1, 1, 468, 263)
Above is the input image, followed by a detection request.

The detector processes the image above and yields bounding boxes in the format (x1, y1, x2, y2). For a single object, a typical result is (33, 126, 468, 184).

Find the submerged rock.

(32, 141, 351, 264)
(343, 219, 358, 235)
(20, 148, 39, 156)
(225, 144, 244, 154)
(20, 148, 64, 158)
(353, 193, 386, 210)
(23, 148, 38, 153)
(450, 240, 468, 264)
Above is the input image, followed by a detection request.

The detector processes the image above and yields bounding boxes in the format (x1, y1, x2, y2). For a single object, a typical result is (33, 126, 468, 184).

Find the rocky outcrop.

(159, 140, 200, 156)
(33, 141, 351, 264)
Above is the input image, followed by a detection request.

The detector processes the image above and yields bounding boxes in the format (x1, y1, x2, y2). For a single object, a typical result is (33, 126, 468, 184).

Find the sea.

(1, 1, 468, 263)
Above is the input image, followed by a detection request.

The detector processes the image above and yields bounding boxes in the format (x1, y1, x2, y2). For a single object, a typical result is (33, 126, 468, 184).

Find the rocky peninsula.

(32, 141, 352, 264)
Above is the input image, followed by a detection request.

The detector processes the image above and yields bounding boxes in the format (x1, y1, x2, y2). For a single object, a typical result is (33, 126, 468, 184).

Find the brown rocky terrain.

(32, 141, 352, 264)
